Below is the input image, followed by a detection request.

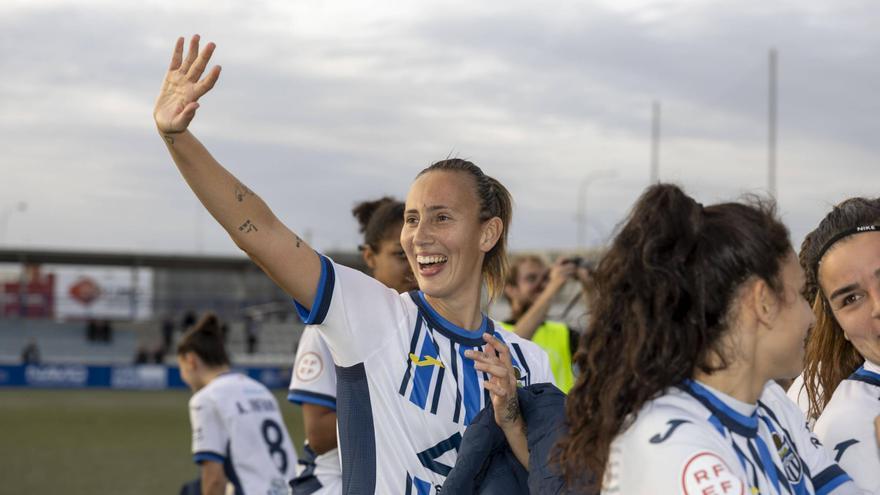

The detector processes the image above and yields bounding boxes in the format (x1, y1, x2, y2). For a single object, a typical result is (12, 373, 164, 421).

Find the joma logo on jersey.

(771, 431, 803, 483)
(410, 353, 445, 368)
(650, 419, 691, 444)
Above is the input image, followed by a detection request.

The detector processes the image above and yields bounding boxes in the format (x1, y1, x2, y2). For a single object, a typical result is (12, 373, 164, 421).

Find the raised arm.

(154, 36, 320, 308)
(512, 259, 575, 340)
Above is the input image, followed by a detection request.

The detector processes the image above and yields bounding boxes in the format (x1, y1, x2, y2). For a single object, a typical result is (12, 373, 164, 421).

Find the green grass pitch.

(0, 389, 305, 495)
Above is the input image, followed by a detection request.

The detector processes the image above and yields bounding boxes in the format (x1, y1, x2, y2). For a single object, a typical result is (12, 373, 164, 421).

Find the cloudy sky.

(1, 0, 877, 257)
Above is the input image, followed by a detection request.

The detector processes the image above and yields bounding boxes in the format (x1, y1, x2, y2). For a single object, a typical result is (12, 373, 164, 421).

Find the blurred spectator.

(161, 315, 175, 354)
(220, 321, 229, 343)
(245, 315, 260, 354)
(99, 320, 114, 343)
(21, 338, 40, 365)
(500, 255, 591, 393)
(134, 345, 151, 364)
(86, 319, 99, 342)
(181, 310, 197, 332)
(152, 345, 165, 364)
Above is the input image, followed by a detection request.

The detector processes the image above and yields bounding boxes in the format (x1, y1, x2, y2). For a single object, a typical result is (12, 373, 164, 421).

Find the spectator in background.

(161, 315, 175, 353)
(99, 320, 114, 343)
(134, 344, 151, 364)
(499, 255, 591, 393)
(20, 338, 40, 365)
(244, 314, 259, 354)
(220, 321, 229, 343)
(182, 310, 197, 332)
(86, 319, 99, 342)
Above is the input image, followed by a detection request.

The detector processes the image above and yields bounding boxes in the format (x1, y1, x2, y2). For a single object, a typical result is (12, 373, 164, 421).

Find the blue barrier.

(0, 364, 292, 390)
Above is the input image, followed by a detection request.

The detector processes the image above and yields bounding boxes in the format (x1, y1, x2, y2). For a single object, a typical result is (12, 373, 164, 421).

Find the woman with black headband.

(794, 197, 880, 492)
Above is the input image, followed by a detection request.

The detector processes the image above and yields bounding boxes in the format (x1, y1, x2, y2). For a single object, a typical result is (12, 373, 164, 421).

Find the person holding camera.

(500, 255, 590, 393)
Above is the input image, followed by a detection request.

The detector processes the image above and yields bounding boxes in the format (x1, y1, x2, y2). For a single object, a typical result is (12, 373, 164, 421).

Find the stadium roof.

(0, 248, 364, 271)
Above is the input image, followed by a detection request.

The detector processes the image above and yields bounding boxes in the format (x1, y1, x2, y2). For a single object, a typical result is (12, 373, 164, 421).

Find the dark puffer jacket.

(442, 383, 595, 495)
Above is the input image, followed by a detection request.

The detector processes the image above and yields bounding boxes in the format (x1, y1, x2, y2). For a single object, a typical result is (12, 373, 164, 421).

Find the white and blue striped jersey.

(813, 360, 880, 493)
(603, 380, 862, 495)
(295, 256, 554, 495)
(189, 372, 297, 495)
(288, 326, 342, 495)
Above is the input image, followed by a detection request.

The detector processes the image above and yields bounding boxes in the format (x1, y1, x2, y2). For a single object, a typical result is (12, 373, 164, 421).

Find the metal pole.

(0, 201, 27, 245)
(768, 49, 778, 198)
(576, 170, 617, 250)
(651, 101, 661, 183)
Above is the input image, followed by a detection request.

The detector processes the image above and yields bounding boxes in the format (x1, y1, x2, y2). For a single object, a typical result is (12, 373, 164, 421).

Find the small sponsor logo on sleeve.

(295, 352, 323, 383)
(681, 452, 744, 495)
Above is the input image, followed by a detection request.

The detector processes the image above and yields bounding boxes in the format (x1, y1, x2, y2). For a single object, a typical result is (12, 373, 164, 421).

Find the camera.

(562, 256, 595, 271)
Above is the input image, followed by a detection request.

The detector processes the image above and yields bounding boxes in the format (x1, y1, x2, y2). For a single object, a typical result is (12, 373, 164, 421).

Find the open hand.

(465, 333, 522, 431)
(154, 35, 221, 134)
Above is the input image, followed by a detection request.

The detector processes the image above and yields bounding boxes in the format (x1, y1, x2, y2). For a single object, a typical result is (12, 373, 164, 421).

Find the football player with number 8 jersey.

(178, 314, 297, 495)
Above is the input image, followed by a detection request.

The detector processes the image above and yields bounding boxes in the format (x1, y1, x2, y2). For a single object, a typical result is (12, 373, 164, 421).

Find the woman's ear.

(479, 217, 503, 253)
(752, 278, 779, 328)
(362, 245, 377, 270)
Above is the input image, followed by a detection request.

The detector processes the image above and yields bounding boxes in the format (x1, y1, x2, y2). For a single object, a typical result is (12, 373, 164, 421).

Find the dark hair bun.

(352, 197, 396, 233)
(194, 313, 222, 337)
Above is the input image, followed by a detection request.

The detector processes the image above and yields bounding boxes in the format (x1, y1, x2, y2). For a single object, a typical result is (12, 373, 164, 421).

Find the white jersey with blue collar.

(813, 360, 880, 493)
(295, 255, 554, 495)
(603, 379, 862, 495)
(288, 326, 342, 495)
(189, 372, 297, 495)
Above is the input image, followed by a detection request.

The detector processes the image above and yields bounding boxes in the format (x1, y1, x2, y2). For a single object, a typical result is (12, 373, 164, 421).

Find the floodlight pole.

(768, 48, 778, 199)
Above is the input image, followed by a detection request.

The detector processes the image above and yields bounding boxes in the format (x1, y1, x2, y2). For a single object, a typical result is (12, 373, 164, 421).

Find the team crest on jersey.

(771, 431, 803, 483)
(295, 351, 324, 383)
(681, 452, 744, 495)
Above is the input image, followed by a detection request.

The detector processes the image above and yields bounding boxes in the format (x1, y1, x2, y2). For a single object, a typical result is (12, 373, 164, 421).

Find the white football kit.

(813, 361, 880, 493)
(189, 372, 297, 495)
(288, 326, 342, 494)
(295, 256, 554, 495)
(603, 379, 862, 495)
(787, 373, 814, 423)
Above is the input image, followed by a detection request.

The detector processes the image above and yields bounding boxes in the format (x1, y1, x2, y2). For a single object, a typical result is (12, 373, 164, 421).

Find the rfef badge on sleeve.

(681, 452, 745, 495)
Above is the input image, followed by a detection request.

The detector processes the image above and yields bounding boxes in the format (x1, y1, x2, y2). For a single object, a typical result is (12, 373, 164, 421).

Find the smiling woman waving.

(153, 36, 553, 495)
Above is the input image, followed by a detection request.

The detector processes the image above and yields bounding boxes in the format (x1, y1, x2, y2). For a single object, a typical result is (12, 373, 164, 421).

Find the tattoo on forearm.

(503, 395, 520, 423)
(238, 220, 258, 234)
(163, 134, 175, 145)
(234, 182, 254, 202)
(295, 235, 302, 248)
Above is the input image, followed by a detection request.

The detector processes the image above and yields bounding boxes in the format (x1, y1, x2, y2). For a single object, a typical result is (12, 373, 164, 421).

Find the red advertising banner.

(2, 265, 54, 318)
